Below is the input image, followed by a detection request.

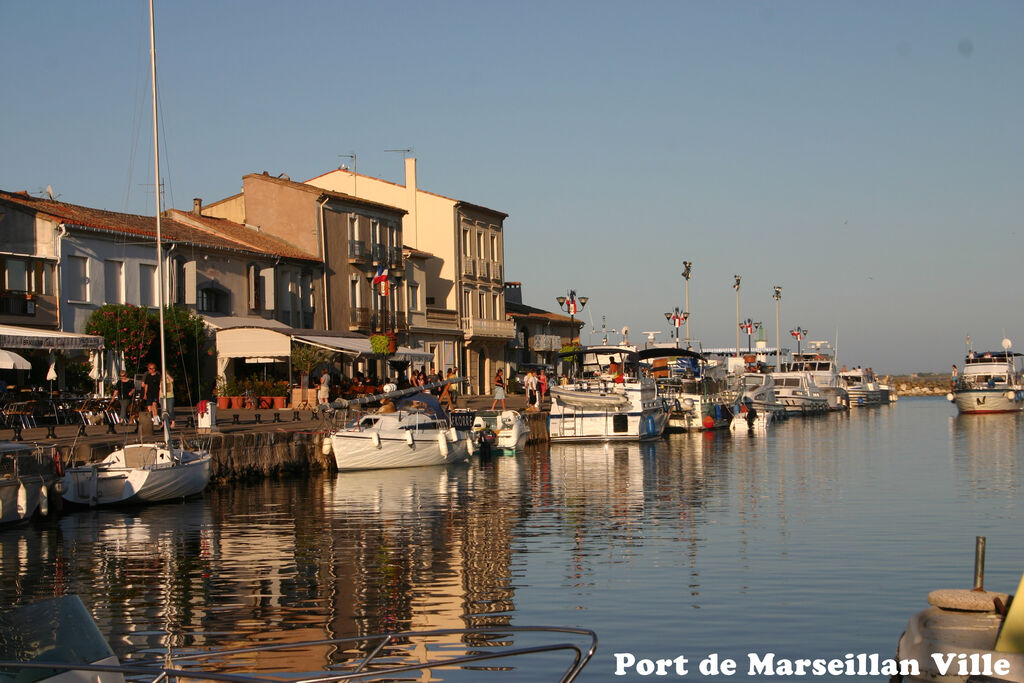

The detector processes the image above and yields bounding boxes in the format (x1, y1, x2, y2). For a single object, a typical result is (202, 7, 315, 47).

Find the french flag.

(373, 264, 389, 296)
(568, 290, 579, 315)
(791, 329, 803, 340)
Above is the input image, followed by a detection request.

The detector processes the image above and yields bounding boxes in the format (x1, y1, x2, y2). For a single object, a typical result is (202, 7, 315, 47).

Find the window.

(478, 291, 486, 318)
(492, 293, 499, 320)
(5, 259, 27, 291)
(349, 277, 359, 309)
(490, 234, 499, 261)
(65, 255, 88, 301)
(139, 263, 157, 306)
(247, 264, 262, 311)
(198, 286, 228, 313)
(477, 231, 484, 258)
(408, 282, 419, 312)
(462, 229, 471, 257)
(463, 289, 471, 316)
(104, 260, 124, 304)
(30, 262, 54, 295)
(348, 215, 358, 242)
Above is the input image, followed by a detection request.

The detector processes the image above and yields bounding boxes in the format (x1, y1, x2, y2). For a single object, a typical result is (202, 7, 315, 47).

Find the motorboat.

(0, 595, 125, 683)
(548, 346, 667, 442)
(769, 370, 830, 415)
(472, 409, 530, 454)
(1, 442, 62, 525)
(326, 392, 473, 470)
(838, 366, 884, 407)
(62, 443, 211, 507)
(638, 347, 734, 431)
(785, 342, 849, 410)
(948, 340, 1024, 414)
(730, 373, 786, 430)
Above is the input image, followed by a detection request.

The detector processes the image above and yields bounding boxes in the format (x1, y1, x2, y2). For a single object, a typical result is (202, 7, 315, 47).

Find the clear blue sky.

(3, 0, 1021, 373)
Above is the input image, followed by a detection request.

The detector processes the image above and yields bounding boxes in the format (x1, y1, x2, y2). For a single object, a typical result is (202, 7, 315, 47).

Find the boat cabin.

(560, 347, 641, 383)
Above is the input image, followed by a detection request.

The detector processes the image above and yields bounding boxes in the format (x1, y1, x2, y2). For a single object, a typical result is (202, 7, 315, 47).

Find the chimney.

(193, 198, 202, 215)
(504, 282, 522, 304)
(405, 157, 418, 247)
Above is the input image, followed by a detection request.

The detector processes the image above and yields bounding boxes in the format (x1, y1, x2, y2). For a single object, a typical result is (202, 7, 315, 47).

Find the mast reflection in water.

(3, 398, 1024, 680)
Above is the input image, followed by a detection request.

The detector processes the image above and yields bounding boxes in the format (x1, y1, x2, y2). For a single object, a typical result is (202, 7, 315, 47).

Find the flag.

(373, 264, 389, 296)
(568, 290, 578, 315)
(741, 321, 753, 334)
(791, 329, 803, 340)
(672, 312, 683, 328)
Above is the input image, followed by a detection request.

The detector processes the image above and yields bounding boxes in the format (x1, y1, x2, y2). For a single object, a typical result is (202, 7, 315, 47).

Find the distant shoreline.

(886, 374, 949, 397)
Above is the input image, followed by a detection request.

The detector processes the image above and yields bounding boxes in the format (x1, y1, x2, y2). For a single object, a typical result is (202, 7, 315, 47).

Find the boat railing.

(0, 626, 597, 683)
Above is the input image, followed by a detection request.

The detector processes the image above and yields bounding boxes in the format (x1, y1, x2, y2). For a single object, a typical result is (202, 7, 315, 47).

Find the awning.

(293, 334, 433, 362)
(0, 324, 103, 350)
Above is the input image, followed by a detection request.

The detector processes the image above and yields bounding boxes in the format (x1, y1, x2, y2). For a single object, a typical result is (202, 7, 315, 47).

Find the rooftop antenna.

(594, 315, 617, 345)
(45, 184, 55, 200)
(385, 148, 413, 158)
(642, 331, 661, 348)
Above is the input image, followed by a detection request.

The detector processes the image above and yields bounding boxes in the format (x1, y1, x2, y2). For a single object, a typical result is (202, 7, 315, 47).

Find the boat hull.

(331, 432, 471, 470)
(62, 446, 211, 507)
(952, 389, 1024, 414)
(548, 406, 667, 442)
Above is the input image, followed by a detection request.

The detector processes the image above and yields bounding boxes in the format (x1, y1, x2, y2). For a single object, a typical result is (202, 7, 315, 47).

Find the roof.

(506, 300, 579, 325)
(167, 210, 319, 262)
(0, 190, 316, 262)
(243, 173, 407, 216)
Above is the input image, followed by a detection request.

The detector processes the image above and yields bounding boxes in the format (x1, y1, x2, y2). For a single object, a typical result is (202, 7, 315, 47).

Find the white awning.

(0, 324, 103, 350)
(293, 334, 433, 362)
(216, 327, 293, 359)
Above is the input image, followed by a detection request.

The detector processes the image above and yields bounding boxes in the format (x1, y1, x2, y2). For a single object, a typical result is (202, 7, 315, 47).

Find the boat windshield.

(743, 375, 766, 387)
(396, 392, 449, 421)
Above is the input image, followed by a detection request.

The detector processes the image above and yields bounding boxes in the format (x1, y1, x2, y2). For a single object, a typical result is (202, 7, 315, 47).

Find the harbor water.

(2, 397, 1022, 681)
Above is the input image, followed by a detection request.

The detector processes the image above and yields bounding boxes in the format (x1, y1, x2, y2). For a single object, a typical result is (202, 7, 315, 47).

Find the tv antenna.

(642, 331, 662, 347)
(385, 148, 413, 158)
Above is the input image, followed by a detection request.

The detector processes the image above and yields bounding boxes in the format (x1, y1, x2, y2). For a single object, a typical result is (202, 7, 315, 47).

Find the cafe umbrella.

(0, 349, 31, 370)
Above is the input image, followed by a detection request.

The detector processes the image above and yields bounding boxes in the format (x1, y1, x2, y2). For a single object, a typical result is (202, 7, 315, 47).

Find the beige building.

(306, 159, 514, 394)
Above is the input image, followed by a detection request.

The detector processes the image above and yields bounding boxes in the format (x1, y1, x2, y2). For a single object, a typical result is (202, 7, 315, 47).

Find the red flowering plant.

(85, 304, 156, 375)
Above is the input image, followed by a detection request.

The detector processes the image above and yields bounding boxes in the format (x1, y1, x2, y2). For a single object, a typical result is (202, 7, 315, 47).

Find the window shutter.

(184, 261, 196, 305)
(261, 266, 276, 310)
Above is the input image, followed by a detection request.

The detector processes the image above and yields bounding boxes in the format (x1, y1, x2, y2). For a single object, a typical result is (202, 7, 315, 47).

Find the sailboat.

(61, 0, 211, 507)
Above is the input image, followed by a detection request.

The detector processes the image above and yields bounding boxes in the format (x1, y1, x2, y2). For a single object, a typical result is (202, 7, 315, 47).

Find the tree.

(291, 343, 333, 406)
(85, 304, 156, 376)
(155, 306, 209, 404)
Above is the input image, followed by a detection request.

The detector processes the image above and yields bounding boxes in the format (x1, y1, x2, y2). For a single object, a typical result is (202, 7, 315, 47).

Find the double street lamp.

(556, 290, 588, 343)
(739, 318, 761, 354)
(790, 326, 807, 357)
(682, 261, 692, 346)
(664, 308, 688, 348)
(773, 286, 782, 370)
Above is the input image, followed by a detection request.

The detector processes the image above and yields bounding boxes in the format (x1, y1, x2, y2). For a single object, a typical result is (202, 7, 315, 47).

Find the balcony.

(0, 291, 58, 327)
(425, 308, 460, 329)
(388, 247, 404, 269)
(349, 307, 370, 330)
(478, 259, 491, 280)
(492, 263, 503, 282)
(462, 317, 515, 340)
(371, 243, 387, 265)
(348, 240, 369, 263)
(460, 258, 476, 278)
(530, 334, 563, 352)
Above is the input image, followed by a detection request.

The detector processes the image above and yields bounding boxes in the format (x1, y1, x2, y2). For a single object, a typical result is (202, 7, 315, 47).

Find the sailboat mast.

(149, 0, 170, 437)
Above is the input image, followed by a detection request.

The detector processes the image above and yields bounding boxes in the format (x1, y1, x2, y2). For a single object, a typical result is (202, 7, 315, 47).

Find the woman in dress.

(490, 368, 506, 410)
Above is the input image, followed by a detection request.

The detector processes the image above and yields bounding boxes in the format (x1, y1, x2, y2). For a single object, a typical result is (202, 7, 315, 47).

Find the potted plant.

(271, 380, 289, 409)
(215, 376, 231, 410)
(227, 378, 245, 409)
(370, 333, 391, 356)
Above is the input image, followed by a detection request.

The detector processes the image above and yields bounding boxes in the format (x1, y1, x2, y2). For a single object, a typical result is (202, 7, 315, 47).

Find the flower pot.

(230, 396, 245, 409)
(272, 396, 286, 409)
(260, 396, 273, 409)
(217, 396, 230, 410)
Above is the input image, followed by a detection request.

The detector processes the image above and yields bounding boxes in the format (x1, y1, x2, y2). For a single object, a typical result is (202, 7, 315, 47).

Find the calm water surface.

(2, 397, 1022, 681)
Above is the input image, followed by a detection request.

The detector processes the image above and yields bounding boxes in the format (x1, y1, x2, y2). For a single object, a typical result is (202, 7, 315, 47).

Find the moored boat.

(639, 347, 734, 432)
(786, 342, 849, 410)
(472, 409, 530, 454)
(548, 346, 667, 442)
(769, 370, 830, 415)
(1, 442, 63, 525)
(839, 366, 884, 407)
(62, 443, 211, 507)
(948, 340, 1024, 414)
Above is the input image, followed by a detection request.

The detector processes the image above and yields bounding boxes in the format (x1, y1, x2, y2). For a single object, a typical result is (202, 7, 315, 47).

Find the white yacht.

(548, 346, 668, 442)
(638, 347, 733, 431)
(948, 340, 1024, 414)
(838, 366, 884, 407)
(62, 444, 211, 507)
(786, 342, 849, 411)
(769, 370, 830, 415)
(326, 392, 473, 470)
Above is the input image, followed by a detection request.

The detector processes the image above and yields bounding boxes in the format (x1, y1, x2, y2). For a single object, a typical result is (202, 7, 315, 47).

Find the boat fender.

(702, 414, 715, 429)
(51, 447, 65, 477)
(466, 437, 475, 456)
(437, 431, 449, 458)
(449, 427, 458, 441)
(322, 437, 333, 455)
(714, 404, 722, 420)
(645, 415, 655, 436)
(1006, 391, 1017, 401)
(682, 398, 694, 410)
(16, 484, 28, 518)
(371, 432, 382, 449)
(946, 392, 954, 402)
(38, 485, 49, 517)
(405, 431, 415, 447)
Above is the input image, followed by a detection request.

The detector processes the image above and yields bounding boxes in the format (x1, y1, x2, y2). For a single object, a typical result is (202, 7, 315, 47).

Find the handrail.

(0, 626, 597, 683)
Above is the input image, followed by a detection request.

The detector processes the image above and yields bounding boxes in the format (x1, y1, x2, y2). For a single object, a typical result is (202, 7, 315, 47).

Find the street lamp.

(773, 286, 782, 370)
(682, 261, 692, 345)
(740, 318, 756, 354)
(556, 290, 588, 343)
(664, 308, 687, 348)
(790, 326, 807, 357)
(733, 275, 741, 356)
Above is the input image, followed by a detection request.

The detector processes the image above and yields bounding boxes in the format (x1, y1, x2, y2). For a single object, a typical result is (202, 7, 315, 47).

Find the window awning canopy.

(0, 324, 103, 350)
(293, 335, 433, 362)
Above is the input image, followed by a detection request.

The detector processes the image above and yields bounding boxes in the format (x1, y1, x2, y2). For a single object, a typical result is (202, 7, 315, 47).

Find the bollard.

(232, 413, 240, 425)
(107, 420, 117, 434)
(254, 413, 262, 424)
(186, 415, 195, 429)
(293, 411, 300, 421)
(47, 424, 57, 439)
(273, 412, 281, 423)
(78, 424, 87, 437)
(12, 424, 23, 441)
(973, 536, 986, 591)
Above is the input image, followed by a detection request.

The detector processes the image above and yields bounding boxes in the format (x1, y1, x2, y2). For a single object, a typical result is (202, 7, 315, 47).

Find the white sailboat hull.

(331, 432, 471, 470)
(62, 444, 211, 507)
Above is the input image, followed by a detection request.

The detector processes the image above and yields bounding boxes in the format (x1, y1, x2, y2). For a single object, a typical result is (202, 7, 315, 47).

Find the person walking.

(162, 371, 176, 428)
(112, 370, 136, 424)
(491, 368, 507, 410)
(317, 369, 331, 405)
(524, 369, 539, 412)
(446, 367, 459, 408)
(538, 369, 549, 408)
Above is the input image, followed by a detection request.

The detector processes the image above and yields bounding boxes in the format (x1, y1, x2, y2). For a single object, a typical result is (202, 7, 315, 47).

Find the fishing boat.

(548, 346, 667, 442)
(638, 347, 734, 431)
(785, 341, 849, 410)
(63, 0, 211, 507)
(325, 392, 473, 470)
(0, 442, 63, 525)
(947, 340, 1024, 414)
(472, 409, 530, 454)
(838, 366, 884, 407)
(769, 370, 830, 415)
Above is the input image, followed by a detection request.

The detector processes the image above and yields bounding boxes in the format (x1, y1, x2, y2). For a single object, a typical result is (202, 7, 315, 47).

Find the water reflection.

(950, 412, 1023, 497)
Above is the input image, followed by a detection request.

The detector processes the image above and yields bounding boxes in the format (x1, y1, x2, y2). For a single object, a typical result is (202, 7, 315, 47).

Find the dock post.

(973, 536, 986, 591)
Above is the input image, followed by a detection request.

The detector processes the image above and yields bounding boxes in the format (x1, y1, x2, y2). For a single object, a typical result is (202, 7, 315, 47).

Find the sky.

(2, 0, 1021, 374)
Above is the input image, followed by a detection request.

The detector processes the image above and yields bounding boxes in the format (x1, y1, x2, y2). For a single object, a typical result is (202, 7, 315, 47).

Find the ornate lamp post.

(790, 326, 807, 357)
(740, 318, 755, 354)
(556, 290, 588, 343)
(733, 275, 742, 356)
(773, 286, 782, 370)
(664, 308, 687, 348)
(682, 261, 692, 347)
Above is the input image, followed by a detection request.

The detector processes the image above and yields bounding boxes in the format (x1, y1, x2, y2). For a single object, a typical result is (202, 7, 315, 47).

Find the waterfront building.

(504, 282, 582, 377)
(306, 158, 514, 395)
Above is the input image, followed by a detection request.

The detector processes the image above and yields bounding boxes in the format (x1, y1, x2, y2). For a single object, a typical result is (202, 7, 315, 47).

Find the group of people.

(316, 365, 461, 409)
(110, 362, 175, 428)
(491, 368, 549, 411)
